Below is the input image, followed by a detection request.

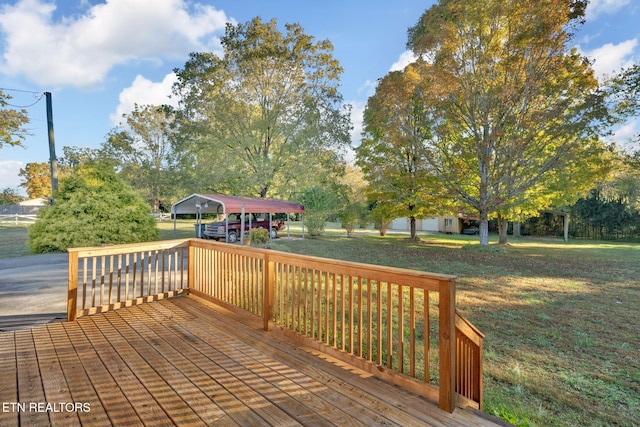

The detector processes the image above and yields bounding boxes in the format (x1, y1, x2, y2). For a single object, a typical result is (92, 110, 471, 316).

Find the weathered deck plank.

(14, 329, 50, 426)
(30, 326, 80, 426)
(164, 297, 415, 426)
(0, 332, 18, 427)
(62, 321, 144, 426)
(139, 300, 373, 427)
(1, 295, 503, 427)
(45, 322, 112, 426)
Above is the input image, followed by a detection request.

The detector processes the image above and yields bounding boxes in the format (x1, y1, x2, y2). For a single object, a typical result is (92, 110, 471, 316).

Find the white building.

(390, 217, 439, 232)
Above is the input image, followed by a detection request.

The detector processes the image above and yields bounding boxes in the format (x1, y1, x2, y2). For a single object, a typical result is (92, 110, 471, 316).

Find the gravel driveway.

(0, 253, 68, 331)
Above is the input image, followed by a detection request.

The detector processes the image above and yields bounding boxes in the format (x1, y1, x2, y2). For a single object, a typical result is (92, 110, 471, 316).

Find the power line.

(0, 87, 45, 108)
(5, 93, 45, 109)
(0, 87, 41, 95)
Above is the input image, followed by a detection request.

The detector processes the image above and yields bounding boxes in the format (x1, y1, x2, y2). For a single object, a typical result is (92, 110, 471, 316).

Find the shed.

(171, 193, 304, 241)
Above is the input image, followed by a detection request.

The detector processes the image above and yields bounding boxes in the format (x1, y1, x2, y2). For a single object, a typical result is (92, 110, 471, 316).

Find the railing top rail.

(68, 238, 190, 257)
(187, 238, 456, 290)
(455, 309, 485, 345)
(190, 238, 456, 290)
(188, 238, 267, 259)
(266, 243, 456, 291)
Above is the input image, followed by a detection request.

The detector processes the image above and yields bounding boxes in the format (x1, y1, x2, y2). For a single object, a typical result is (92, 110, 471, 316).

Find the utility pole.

(45, 91, 58, 203)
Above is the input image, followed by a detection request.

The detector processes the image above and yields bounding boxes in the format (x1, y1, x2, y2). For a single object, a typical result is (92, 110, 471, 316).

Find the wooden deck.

(0, 295, 503, 426)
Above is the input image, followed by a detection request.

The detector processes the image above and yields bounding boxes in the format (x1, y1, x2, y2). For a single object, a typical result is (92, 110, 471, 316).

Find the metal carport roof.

(170, 193, 305, 241)
(171, 193, 304, 216)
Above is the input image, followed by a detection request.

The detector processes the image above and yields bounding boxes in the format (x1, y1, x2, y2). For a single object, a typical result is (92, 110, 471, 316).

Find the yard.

(2, 221, 638, 426)
(267, 233, 640, 427)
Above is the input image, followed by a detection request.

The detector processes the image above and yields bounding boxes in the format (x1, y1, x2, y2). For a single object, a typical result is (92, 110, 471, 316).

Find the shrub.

(299, 186, 338, 237)
(249, 227, 269, 244)
(368, 205, 393, 236)
(337, 201, 367, 237)
(28, 162, 158, 253)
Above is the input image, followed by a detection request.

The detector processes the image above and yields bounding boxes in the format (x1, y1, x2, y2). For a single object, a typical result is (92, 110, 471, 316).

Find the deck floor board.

(0, 295, 503, 426)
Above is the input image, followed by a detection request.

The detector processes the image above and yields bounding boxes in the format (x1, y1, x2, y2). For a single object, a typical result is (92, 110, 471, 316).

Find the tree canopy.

(19, 162, 53, 199)
(358, 63, 449, 240)
(0, 188, 22, 204)
(0, 90, 29, 149)
(102, 104, 176, 212)
(608, 64, 640, 146)
(404, 0, 610, 244)
(172, 17, 352, 199)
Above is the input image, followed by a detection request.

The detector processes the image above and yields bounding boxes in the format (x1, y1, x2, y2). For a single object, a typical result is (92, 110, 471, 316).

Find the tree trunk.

(479, 210, 489, 246)
(410, 216, 418, 240)
(497, 215, 508, 244)
(513, 221, 521, 238)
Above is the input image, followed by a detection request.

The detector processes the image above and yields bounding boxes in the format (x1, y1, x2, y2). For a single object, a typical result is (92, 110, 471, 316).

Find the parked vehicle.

(203, 213, 284, 242)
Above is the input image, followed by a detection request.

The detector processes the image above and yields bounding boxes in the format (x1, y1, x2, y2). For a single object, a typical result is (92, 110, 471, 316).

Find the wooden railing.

(67, 238, 483, 412)
(456, 310, 484, 408)
(67, 240, 189, 321)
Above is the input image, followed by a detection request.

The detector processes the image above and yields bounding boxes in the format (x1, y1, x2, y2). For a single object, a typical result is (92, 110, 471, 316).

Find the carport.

(171, 194, 305, 242)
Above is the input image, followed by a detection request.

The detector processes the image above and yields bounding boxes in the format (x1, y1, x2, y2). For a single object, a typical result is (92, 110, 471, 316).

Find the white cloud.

(0, 159, 25, 191)
(358, 79, 377, 98)
(110, 72, 179, 125)
(609, 119, 639, 150)
(389, 50, 417, 72)
(580, 38, 638, 79)
(586, 0, 630, 20)
(0, 0, 230, 89)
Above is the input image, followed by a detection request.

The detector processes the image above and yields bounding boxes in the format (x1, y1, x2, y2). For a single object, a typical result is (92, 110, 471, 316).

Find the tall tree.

(357, 63, 447, 240)
(19, 162, 52, 199)
(0, 188, 22, 204)
(172, 17, 352, 198)
(406, 0, 609, 245)
(102, 104, 175, 212)
(0, 90, 29, 149)
(608, 64, 640, 145)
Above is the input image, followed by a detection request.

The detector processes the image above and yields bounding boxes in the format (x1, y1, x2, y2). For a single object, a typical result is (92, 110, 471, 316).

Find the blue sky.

(0, 0, 638, 195)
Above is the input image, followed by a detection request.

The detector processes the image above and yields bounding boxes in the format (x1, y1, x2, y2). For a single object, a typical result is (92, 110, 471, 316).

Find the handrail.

(455, 310, 484, 409)
(184, 239, 481, 412)
(67, 239, 190, 321)
(67, 238, 484, 412)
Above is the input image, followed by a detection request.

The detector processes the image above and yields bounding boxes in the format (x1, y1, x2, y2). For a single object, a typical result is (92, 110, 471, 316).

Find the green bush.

(249, 227, 269, 244)
(337, 201, 367, 237)
(28, 162, 158, 253)
(299, 186, 338, 237)
(368, 204, 393, 236)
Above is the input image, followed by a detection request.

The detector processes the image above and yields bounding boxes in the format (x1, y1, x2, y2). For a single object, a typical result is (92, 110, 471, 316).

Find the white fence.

(0, 205, 43, 225)
(0, 214, 37, 225)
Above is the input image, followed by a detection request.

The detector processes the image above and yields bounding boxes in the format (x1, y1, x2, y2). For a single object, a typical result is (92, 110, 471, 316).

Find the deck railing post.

(438, 278, 456, 413)
(263, 252, 274, 331)
(67, 250, 79, 322)
(187, 240, 195, 293)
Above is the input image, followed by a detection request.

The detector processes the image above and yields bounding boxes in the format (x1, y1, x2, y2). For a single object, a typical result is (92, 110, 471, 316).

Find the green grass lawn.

(269, 233, 640, 427)
(0, 223, 32, 258)
(3, 221, 638, 426)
